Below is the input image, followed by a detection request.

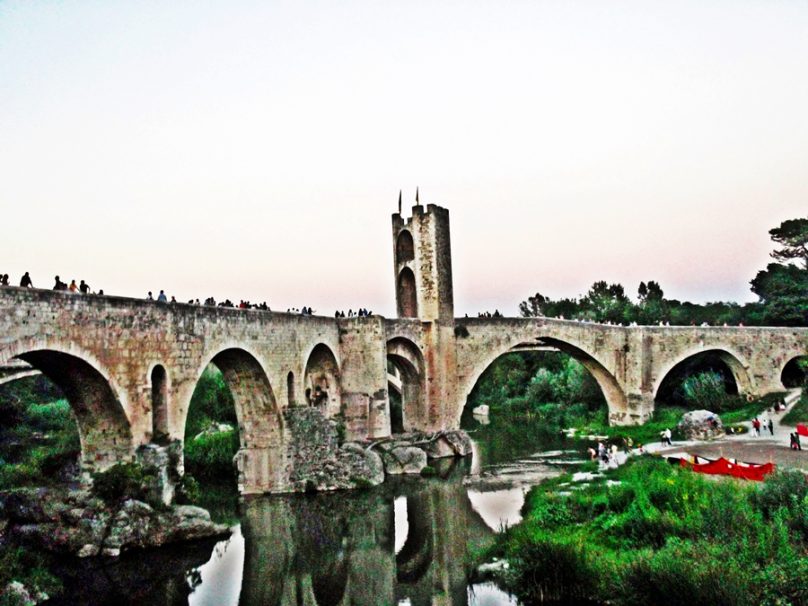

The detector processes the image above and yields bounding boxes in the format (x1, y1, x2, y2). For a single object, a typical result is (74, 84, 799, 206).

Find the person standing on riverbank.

(753, 418, 761, 436)
(768, 418, 774, 436)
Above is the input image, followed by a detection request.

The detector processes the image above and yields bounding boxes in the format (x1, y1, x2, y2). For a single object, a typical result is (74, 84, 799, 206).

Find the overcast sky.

(2, 1, 806, 316)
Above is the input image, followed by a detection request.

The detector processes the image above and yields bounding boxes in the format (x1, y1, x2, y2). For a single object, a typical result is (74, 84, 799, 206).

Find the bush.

(0, 546, 61, 605)
(176, 473, 201, 504)
(184, 429, 239, 479)
(91, 462, 155, 504)
(681, 372, 740, 413)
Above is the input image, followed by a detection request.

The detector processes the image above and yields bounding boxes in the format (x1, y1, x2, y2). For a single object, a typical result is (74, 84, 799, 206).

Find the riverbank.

(490, 456, 808, 606)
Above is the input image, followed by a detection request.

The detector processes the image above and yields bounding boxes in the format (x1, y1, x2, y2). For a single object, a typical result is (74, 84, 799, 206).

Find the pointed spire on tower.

(415, 187, 420, 205)
(398, 189, 402, 215)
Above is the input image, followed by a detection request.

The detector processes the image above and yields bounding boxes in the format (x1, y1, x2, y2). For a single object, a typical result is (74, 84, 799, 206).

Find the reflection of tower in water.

(239, 471, 493, 606)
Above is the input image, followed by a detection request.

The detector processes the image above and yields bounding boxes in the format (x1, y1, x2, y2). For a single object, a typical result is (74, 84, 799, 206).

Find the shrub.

(176, 473, 201, 504)
(91, 462, 155, 504)
(184, 429, 239, 479)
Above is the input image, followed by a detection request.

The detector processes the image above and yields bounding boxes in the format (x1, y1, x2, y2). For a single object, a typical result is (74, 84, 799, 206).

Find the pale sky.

(2, 1, 806, 317)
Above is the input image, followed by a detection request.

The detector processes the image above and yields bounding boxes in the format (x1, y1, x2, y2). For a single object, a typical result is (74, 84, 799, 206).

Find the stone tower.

(391, 199, 455, 322)
(391, 194, 458, 431)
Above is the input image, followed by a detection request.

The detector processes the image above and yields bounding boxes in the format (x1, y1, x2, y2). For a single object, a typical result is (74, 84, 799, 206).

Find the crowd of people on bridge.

(334, 308, 373, 318)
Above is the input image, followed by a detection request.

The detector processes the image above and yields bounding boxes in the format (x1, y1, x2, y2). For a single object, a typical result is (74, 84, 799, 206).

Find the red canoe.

(679, 456, 775, 482)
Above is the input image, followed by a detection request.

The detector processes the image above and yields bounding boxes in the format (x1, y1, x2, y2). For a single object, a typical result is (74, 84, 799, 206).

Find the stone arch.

(780, 356, 807, 388)
(387, 338, 426, 432)
(396, 229, 415, 263)
(654, 348, 753, 403)
(397, 268, 418, 318)
(197, 348, 283, 451)
(303, 344, 341, 417)
(13, 349, 133, 472)
(458, 336, 628, 425)
(150, 364, 169, 445)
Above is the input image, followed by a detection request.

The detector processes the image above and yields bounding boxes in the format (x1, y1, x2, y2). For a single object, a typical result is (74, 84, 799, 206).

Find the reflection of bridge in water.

(239, 461, 495, 606)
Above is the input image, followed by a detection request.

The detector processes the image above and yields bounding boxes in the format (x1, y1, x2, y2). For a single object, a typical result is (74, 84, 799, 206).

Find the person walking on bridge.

(19, 272, 33, 288)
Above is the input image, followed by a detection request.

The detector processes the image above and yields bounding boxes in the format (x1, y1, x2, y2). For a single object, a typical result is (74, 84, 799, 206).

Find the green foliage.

(499, 458, 808, 606)
(466, 351, 606, 431)
(768, 217, 808, 269)
(782, 389, 808, 426)
(0, 546, 61, 604)
(91, 462, 156, 504)
(176, 473, 201, 504)
(419, 465, 436, 477)
(185, 365, 237, 439)
(681, 371, 743, 413)
(184, 429, 239, 479)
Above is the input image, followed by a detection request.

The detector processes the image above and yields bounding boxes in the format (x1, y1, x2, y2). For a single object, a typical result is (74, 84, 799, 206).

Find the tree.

(769, 218, 808, 269)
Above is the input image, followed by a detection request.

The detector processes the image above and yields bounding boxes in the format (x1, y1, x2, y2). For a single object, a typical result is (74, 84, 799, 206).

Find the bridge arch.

(10, 347, 133, 473)
(303, 344, 341, 417)
(458, 336, 628, 425)
(387, 337, 426, 433)
(653, 348, 753, 404)
(781, 355, 807, 388)
(190, 347, 283, 452)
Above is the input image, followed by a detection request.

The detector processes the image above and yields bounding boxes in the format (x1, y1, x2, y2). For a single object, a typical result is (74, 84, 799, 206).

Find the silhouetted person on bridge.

(157, 290, 167, 303)
(1, 274, 9, 286)
(53, 276, 66, 291)
(79, 280, 90, 294)
(68, 279, 79, 293)
(19, 272, 33, 288)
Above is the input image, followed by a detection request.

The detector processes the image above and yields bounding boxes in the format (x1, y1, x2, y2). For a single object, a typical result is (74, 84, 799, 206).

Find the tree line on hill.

(519, 217, 808, 326)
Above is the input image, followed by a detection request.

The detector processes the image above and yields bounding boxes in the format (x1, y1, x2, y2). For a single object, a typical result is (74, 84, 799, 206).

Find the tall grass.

(498, 458, 808, 605)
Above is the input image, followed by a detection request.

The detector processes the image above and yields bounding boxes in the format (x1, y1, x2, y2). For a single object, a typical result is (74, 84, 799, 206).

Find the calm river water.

(49, 415, 585, 606)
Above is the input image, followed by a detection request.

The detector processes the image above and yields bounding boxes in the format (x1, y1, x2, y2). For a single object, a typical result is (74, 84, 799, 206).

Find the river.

(48, 415, 587, 605)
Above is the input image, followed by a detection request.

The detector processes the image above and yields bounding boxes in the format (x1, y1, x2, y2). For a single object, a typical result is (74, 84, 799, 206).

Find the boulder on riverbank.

(678, 409, 724, 440)
(0, 487, 229, 558)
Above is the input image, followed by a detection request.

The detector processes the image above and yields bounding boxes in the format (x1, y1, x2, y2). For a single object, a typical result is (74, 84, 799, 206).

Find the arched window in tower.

(398, 268, 418, 318)
(151, 365, 169, 444)
(396, 230, 415, 263)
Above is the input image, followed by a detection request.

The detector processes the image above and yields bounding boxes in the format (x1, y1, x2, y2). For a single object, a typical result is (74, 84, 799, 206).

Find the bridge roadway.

(1, 286, 805, 494)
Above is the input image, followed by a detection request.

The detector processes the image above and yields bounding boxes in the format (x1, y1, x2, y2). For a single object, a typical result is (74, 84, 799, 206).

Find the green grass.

(782, 390, 808, 426)
(497, 457, 808, 605)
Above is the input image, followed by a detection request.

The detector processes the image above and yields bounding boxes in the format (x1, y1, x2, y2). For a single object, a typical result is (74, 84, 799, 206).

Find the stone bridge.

(1, 202, 805, 495)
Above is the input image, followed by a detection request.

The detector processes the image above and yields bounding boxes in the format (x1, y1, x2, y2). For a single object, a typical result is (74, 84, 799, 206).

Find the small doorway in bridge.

(287, 371, 296, 406)
(781, 357, 807, 388)
(303, 344, 341, 416)
(387, 361, 405, 434)
(151, 365, 169, 445)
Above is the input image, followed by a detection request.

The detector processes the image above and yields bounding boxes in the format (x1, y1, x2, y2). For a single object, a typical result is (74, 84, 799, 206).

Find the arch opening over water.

(462, 346, 614, 428)
(15, 349, 133, 472)
(387, 338, 426, 433)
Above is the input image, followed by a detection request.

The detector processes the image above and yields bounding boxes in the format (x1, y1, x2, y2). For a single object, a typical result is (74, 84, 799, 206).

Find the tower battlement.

(391, 198, 454, 322)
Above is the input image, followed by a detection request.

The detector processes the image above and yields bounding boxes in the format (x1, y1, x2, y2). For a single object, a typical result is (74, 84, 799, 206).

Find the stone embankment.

(286, 406, 473, 489)
(0, 487, 228, 558)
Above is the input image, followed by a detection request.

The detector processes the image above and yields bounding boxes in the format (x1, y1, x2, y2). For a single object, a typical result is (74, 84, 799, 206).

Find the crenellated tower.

(391, 193, 454, 322)
(390, 190, 458, 431)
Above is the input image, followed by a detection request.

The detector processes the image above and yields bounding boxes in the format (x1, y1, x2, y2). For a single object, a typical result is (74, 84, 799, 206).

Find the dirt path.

(646, 389, 807, 471)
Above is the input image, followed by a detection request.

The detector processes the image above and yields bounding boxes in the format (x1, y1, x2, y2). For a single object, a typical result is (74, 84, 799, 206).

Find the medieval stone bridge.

(1, 202, 805, 494)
